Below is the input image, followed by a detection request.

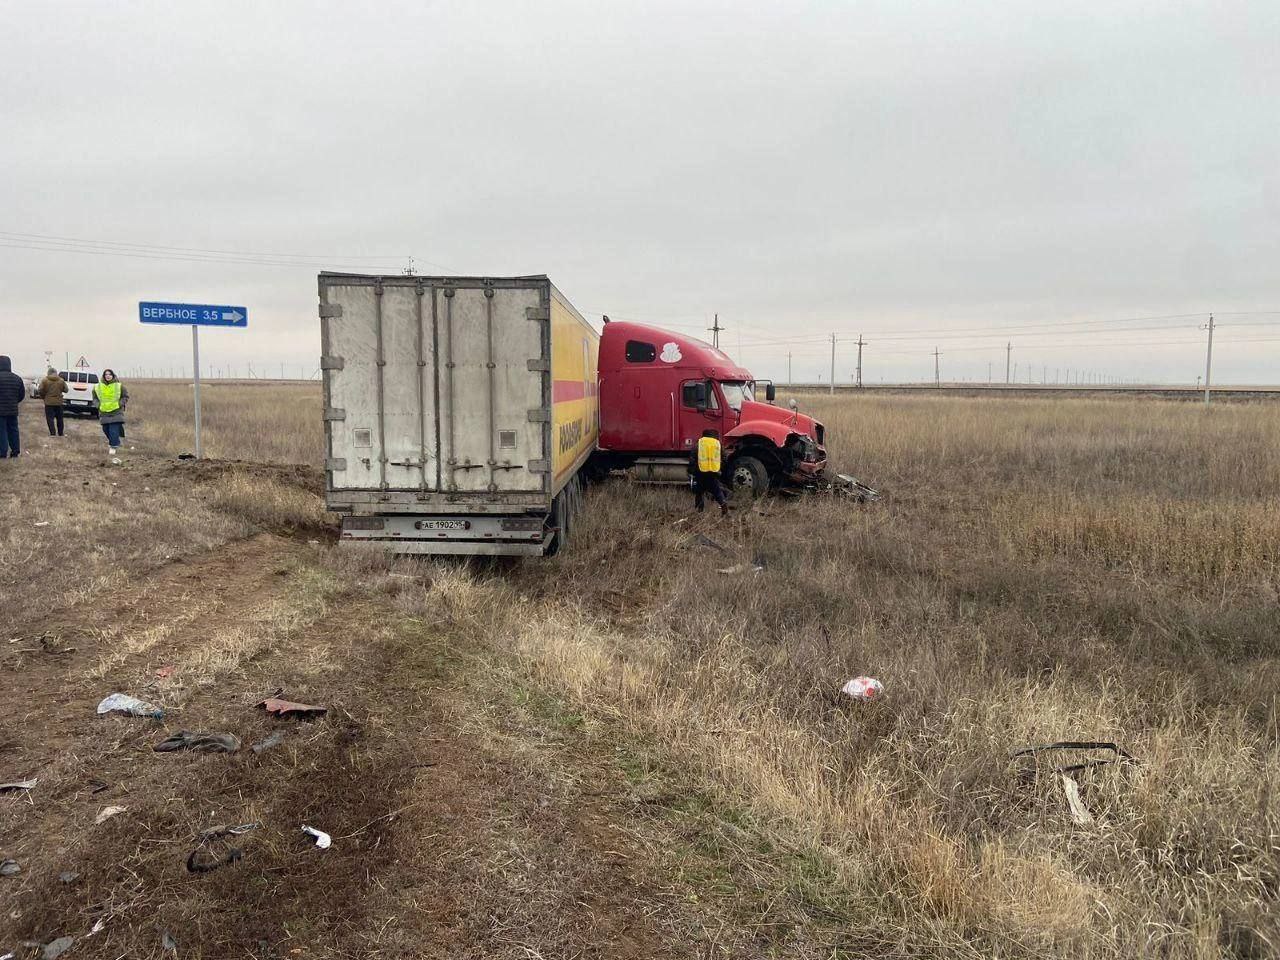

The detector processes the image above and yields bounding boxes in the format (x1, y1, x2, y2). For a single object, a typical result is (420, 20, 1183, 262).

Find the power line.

(0, 239, 412, 273)
(0, 230, 424, 263)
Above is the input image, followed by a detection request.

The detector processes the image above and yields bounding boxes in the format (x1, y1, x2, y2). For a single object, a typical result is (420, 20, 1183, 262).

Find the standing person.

(94, 368, 129, 457)
(0, 355, 25, 458)
(35, 367, 68, 437)
(688, 428, 729, 517)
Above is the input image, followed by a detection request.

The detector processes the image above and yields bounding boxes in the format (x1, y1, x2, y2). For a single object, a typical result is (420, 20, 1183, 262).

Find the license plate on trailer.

(415, 520, 468, 530)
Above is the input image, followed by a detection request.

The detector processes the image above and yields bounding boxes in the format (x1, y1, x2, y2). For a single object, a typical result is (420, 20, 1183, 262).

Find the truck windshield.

(719, 382, 754, 411)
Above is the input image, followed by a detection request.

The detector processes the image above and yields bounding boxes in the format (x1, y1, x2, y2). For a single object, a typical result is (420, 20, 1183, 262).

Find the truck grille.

(814, 423, 825, 445)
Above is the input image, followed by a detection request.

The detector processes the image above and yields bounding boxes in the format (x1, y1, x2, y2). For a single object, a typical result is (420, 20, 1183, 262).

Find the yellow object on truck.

(319, 274, 599, 556)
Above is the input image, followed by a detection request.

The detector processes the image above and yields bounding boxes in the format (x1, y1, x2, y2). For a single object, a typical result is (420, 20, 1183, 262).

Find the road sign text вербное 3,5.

(139, 302, 247, 327)
(138, 300, 248, 460)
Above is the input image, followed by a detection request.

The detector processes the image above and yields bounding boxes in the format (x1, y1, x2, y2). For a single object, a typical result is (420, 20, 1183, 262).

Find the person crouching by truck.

(94, 368, 129, 457)
(0, 355, 24, 458)
(689, 428, 729, 517)
(35, 368, 68, 437)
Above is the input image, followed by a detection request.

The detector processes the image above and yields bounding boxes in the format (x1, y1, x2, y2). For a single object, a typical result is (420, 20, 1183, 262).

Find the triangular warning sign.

(75, 356, 89, 367)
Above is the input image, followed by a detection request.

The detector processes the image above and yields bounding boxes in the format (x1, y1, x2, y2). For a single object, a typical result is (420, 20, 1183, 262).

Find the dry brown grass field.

(1, 382, 1276, 959)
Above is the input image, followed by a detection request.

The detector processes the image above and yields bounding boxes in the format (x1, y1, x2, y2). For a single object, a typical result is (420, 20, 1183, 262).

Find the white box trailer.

(319, 273, 599, 555)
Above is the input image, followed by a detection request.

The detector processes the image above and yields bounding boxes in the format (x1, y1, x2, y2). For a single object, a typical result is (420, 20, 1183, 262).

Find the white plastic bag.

(97, 693, 164, 719)
(302, 825, 332, 849)
(841, 676, 883, 701)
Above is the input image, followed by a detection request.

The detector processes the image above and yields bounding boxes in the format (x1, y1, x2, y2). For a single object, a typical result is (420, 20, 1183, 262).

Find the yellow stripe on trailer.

(550, 286, 600, 487)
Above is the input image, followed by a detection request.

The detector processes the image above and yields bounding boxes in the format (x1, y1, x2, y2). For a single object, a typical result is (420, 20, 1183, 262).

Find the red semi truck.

(593, 320, 827, 496)
(323, 275, 829, 557)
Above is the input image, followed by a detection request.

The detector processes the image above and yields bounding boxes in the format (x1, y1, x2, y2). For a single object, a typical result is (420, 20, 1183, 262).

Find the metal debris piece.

(154, 731, 242, 754)
(95, 805, 127, 825)
(0, 860, 19, 876)
(1010, 741, 1138, 775)
(1060, 773, 1094, 825)
(302, 825, 332, 849)
(162, 930, 178, 951)
(251, 730, 286, 754)
(43, 937, 75, 960)
(834, 473, 881, 502)
(0, 779, 37, 793)
(257, 697, 326, 718)
(58, 872, 79, 884)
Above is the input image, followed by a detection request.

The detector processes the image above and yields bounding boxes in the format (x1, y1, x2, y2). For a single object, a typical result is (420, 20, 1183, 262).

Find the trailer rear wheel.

(729, 455, 770, 499)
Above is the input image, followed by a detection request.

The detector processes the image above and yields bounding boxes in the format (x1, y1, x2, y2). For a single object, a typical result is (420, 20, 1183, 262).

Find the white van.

(59, 370, 100, 417)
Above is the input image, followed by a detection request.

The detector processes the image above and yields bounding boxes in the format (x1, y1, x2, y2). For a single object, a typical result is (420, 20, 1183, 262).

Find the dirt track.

(0, 522, 744, 959)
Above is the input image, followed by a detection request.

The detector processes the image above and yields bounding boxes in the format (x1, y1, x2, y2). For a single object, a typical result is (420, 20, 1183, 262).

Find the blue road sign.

(139, 302, 248, 327)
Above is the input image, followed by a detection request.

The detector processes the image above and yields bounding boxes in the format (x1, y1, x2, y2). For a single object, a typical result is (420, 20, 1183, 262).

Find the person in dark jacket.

(35, 367, 68, 437)
(0, 355, 25, 458)
(688, 428, 729, 516)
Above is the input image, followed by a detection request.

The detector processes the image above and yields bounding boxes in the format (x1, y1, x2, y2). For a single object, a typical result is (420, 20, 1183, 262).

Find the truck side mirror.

(765, 383, 776, 402)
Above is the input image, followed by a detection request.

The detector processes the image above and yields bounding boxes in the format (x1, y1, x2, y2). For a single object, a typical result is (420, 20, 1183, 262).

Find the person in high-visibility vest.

(94, 368, 130, 458)
(688, 428, 728, 516)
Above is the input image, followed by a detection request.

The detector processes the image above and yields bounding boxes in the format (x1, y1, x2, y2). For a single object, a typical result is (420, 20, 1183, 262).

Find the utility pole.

(787, 352, 792, 385)
(829, 333, 836, 395)
(1203, 313, 1215, 406)
(709, 313, 722, 350)
(855, 335, 865, 388)
(1005, 342, 1012, 384)
(987, 361, 992, 383)
(933, 347, 941, 386)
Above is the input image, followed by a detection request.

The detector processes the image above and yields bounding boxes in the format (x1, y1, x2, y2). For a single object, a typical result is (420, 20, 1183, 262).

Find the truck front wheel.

(728, 455, 770, 499)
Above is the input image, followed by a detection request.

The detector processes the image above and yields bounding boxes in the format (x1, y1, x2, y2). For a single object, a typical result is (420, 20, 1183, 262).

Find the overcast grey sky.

(2, 0, 1277, 384)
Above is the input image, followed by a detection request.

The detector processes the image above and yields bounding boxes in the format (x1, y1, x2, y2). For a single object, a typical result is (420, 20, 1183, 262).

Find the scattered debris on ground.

(155, 664, 177, 679)
(833, 473, 881, 502)
(154, 730, 242, 754)
(42, 936, 74, 960)
(58, 872, 79, 884)
(302, 825, 332, 849)
(685, 532, 730, 553)
(0, 778, 37, 793)
(841, 676, 884, 701)
(1, 859, 20, 876)
(716, 562, 764, 575)
(95, 805, 127, 825)
(1009, 740, 1138, 775)
(186, 822, 258, 873)
(257, 696, 326, 718)
(97, 693, 164, 719)
(1010, 741, 1140, 826)
(251, 730, 285, 754)
(1060, 772, 1094, 825)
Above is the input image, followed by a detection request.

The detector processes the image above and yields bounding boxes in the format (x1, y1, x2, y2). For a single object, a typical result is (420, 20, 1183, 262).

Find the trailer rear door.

(321, 276, 549, 495)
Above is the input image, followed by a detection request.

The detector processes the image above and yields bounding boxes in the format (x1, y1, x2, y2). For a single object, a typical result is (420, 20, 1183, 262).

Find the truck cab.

(596, 321, 826, 496)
